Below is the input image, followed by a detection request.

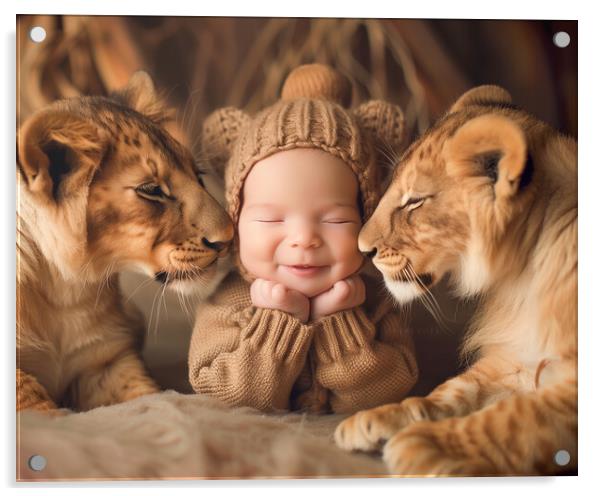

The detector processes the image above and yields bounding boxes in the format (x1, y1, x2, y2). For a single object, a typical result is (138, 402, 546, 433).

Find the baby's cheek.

(238, 233, 277, 279)
(331, 231, 364, 279)
(341, 249, 364, 277)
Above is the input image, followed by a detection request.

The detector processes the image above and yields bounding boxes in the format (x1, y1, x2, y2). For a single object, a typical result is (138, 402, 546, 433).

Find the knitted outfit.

(189, 64, 417, 414)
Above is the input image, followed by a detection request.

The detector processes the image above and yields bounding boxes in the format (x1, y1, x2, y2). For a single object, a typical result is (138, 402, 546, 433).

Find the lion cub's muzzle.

(155, 232, 234, 285)
(201, 236, 231, 258)
(361, 247, 378, 259)
(370, 253, 436, 290)
(388, 267, 434, 287)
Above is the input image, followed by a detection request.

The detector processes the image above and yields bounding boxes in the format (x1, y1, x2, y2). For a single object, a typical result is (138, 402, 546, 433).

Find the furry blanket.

(17, 391, 387, 480)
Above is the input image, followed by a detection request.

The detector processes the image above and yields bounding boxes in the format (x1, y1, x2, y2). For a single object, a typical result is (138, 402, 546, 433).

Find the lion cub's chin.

(384, 279, 423, 305)
(163, 260, 232, 299)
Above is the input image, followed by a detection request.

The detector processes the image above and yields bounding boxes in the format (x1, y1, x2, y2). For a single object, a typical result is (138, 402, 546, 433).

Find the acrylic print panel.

(16, 15, 577, 480)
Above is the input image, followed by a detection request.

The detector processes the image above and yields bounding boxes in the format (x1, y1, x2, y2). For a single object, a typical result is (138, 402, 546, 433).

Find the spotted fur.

(17, 72, 234, 412)
(335, 85, 577, 476)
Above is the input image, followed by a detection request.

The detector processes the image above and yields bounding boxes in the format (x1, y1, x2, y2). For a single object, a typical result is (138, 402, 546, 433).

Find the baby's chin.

(286, 279, 335, 298)
(274, 267, 355, 298)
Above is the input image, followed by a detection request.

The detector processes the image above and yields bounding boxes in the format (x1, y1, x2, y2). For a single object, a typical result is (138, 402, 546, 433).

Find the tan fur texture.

(18, 391, 387, 480)
(17, 72, 234, 412)
(334, 86, 577, 476)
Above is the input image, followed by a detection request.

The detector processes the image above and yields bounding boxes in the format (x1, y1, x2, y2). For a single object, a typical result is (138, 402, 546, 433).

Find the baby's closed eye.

(322, 218, 357, 224)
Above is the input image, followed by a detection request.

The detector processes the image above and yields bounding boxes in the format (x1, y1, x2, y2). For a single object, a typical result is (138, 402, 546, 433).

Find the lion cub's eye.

(196, 169, 207, 188)
(401, 197, 426, 211)
(135, 183, 168, 202)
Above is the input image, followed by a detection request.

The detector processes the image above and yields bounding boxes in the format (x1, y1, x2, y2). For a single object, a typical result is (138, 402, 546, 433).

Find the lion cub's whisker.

(407, 264, 447, 328)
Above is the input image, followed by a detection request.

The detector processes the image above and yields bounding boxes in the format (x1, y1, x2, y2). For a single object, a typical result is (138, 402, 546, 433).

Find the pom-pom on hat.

(202, 63, 406, 226)
(280, 63, 352, 105)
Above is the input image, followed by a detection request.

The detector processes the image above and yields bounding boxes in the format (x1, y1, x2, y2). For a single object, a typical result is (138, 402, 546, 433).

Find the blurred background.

(17, 16, 577, 395)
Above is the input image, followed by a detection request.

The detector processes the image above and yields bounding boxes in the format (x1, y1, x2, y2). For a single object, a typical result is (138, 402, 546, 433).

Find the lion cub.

(335, 86, 576, 475)
(17, 72, 234, 412)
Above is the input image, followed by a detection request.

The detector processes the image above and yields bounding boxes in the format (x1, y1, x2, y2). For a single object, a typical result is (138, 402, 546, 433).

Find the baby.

(188, 64, 418, 413)
(241, 147, 366, 324)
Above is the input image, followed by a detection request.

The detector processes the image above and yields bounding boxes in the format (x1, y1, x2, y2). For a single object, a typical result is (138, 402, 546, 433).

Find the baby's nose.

(289, 225, 321, 248)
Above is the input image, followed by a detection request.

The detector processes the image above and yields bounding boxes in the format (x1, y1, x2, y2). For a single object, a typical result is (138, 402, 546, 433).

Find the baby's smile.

(282, 264, 329, 278)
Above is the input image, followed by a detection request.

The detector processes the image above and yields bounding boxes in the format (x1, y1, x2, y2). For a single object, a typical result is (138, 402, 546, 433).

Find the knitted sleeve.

(310, 277, 418, 414)
(188, 273, 314, 412)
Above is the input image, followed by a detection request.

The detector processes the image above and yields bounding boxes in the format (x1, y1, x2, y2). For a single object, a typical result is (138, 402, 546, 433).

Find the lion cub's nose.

(362, 247, 377, 259)
(202, 237, 232, 257)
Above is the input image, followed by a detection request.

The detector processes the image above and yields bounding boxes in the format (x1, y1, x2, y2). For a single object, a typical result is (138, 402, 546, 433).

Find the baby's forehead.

(242, 199, 359, 211)
(240, 148, 361, 209)
(245, 149, 357, 182)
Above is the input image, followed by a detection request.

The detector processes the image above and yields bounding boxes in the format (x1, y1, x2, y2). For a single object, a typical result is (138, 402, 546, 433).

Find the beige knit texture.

(188, 270, 418, 414)
(224, 97, 379, 225)
(354, 99, 406, 160)
(201, 106, 250, 174)
(201, 63, 406, 226)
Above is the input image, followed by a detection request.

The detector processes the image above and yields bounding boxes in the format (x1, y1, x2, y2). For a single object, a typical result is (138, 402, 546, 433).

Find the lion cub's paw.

(383, 421, 494, 476)
(335, 397, 435, 452)
(383, 424, 449, 476)
(334, 403, 409, 452)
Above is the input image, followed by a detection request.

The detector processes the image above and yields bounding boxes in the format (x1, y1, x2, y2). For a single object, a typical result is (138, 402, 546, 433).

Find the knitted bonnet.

(201, 63, 406, 225)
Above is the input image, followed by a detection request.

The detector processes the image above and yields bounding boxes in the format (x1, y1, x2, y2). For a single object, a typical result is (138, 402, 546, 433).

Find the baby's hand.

(310, 275, 366, 321)
(250, 278, 310, 323)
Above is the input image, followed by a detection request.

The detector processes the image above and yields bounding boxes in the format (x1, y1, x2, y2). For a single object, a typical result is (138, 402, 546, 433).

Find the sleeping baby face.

(238, 148, 364, 298)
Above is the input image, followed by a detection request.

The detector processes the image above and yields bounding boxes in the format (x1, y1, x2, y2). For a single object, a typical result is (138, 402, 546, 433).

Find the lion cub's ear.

(353, 100, 406, 165)
(17, 108, 107, 203)
(444, 114, 532, 199)
(201, 107, 250, 176)
(449, 85, 513, 113)
(118, 71, 172, 124)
